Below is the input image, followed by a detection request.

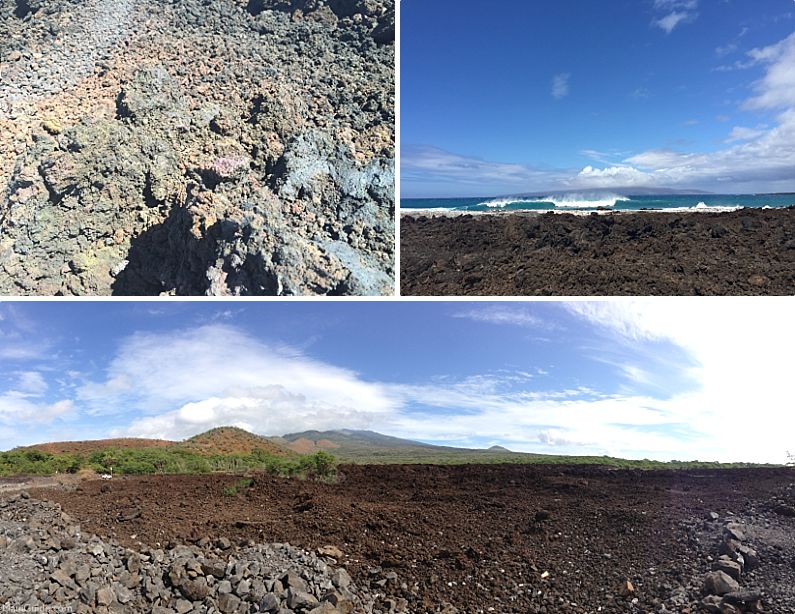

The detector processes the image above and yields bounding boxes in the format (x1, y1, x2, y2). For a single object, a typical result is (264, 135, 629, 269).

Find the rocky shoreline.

(401, 208, 795, 295)
(399, 207, 745, 218)
(0, 0, 394, 295)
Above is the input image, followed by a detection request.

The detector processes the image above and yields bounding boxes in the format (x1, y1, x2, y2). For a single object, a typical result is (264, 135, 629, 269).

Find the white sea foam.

(401, 207, 459, 212)
(478, 198, 525, 208)
(664, 205, 744, 213)
(478, 193, 629, 209)
(544, 194, 627, 208)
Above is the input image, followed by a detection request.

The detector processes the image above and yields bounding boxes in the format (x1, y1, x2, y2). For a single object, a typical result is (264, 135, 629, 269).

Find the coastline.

(400, 205, 748, 218)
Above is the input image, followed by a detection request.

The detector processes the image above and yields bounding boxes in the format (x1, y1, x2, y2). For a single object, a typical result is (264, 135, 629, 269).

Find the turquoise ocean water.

(401, 193, 795, 213)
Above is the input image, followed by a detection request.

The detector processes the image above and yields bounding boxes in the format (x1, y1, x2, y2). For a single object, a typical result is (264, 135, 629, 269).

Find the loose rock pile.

(672, 496, 795, 614)
(1, 0, 394, 295)
(699, 517, 764, 613)
(0, 493, 383, 613)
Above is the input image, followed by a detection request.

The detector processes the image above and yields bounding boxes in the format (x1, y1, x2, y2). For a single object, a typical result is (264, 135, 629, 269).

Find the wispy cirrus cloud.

(401, 144, 570, 198)
(654, 12, 690, 34)
(0, 368, 74, 449)
(725, 125, 769, 142)
(0, 304, 51, 361)
(652, 0, 699, 34)
(453, 305, 555, 329)
(551, 73, 570, 100)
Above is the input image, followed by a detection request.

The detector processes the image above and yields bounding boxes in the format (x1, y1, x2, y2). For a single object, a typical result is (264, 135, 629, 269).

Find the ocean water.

(401, 193, 795, 213)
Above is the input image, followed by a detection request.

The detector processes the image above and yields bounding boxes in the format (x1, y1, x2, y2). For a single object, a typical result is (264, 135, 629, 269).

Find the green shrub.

(223, 477, 254, 496)
(297, 451, 338, 481)
(117, 460, 157, 475)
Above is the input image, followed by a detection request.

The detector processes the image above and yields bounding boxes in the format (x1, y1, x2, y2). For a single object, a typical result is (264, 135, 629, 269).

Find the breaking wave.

(478, 194, 631, 209)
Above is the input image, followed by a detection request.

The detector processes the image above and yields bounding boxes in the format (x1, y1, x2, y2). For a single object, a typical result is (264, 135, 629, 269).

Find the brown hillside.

(184, 427, 294, 457)
(283, 437, 340, 454)
(19, 427, 298, 458)
(286, 437, 317, 454)
(27, 438, 175, 456)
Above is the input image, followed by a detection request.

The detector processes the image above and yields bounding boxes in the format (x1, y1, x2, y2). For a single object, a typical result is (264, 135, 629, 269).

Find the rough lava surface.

(26, 464, 795, 614)
(401, 209, 795, 296)
(0, 0, 394, 295)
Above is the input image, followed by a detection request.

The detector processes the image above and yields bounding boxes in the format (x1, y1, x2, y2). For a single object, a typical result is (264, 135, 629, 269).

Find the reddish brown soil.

(33, 464, 795, 613)
(284, 437, 341, 454)
(400, 209, 795, 296)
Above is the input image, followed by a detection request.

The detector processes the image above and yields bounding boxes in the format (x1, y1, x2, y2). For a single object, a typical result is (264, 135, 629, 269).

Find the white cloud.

(744, 32, 795, 110)
(453, 306, 550, 329)
(624, 149, 690, 168)
(576, 164, 652, 187)
(15, 372, 48, 396)
(621, 365, 653, 385)
(653, 0, 697, 9)
(655, 11, 690, 34)
(385, 388, 707, 460)
(0, 346, 48, 360)
(716, 42, 739, 58)
(537, 429, 585, 448)
(725, 126, 768, 142)
(119, 387, 384, 441)
(652, 0, 698, 33)
(563, 300, 795, 463)
(401, 144, 571, 197)
(0, 369, 71, 429)
(0, 396, 73, 426)
(373, 300, 794, 463)
(551, 73, 570, 100)
(0, 305, 50, 361)
(569, 33, 795, 192)
(80, 324, 397, 440)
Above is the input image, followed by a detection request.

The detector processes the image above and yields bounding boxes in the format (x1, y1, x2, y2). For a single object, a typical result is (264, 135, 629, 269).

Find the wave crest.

(478, 193, 631, 209)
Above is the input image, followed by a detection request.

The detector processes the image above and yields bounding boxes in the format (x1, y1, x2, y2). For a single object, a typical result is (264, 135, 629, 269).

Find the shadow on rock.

(111, 201, 280, 296)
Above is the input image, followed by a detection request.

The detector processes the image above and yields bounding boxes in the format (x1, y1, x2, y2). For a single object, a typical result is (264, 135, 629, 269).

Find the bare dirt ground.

(400, 209, 795, 296)
(32, 464, 795, 613)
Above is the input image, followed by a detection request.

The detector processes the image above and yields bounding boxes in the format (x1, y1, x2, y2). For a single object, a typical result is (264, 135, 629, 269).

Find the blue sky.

(402, 0, 795, 197)
(1, 300, 793, 462)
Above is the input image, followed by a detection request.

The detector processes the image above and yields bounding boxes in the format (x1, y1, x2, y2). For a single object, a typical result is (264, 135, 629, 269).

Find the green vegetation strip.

(0, 448, 338, 480)
(336, 450, 773, 469)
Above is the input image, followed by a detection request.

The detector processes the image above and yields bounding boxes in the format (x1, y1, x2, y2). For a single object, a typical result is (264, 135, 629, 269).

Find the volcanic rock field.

(401, 209, 795, 296)
(1, 464, 793, 613)
(0, 0, 394, 295)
